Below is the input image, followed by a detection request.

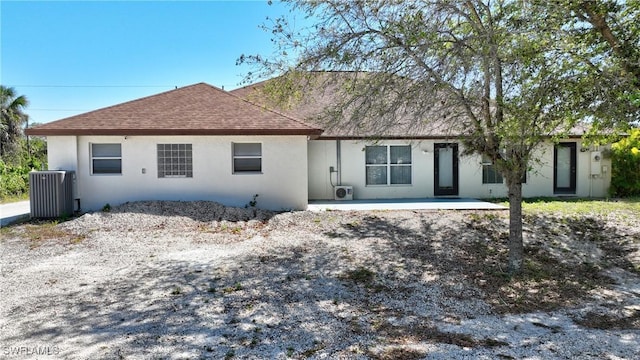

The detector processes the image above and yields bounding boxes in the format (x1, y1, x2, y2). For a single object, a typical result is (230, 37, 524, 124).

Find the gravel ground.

(1, 201, 639, 359)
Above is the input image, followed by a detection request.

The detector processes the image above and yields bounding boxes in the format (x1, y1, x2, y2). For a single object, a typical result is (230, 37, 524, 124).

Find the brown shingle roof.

(232, 72, 592, 139)
(231, 72, 460, 139)
(26, 83, 323, 136)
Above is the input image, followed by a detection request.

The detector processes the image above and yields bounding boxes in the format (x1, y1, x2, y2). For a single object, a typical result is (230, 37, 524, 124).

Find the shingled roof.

(231, 72, 460, 139)
(26, 83, 323, 136)
(232, 72, 592, 139)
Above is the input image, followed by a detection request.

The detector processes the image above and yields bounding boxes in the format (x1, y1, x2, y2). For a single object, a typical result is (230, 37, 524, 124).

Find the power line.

(9, 85, 175, 88)
(29, 109, 91, 111)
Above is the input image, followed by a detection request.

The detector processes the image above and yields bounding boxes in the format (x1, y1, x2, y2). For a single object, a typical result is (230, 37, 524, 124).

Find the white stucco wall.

(47, 136, 78, 172)
(47, 135, 309, 211)
(308, 139, 611, 200)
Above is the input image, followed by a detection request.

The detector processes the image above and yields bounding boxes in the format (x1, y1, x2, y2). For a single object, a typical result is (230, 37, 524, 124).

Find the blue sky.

(1, 0, 298, 124)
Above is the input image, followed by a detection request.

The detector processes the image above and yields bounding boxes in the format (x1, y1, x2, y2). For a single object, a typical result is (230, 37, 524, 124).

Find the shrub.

(609, 128, 640, 197)
(0, 159, 30, 200)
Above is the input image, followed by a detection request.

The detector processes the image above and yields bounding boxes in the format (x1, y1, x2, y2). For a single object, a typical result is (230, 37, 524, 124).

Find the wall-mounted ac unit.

(29, 171, 75, 218)
(590, 151, 602, 175)
(334, 185, 353, 201)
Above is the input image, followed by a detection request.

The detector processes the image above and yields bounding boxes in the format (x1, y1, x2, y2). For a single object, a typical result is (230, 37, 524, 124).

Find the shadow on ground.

(2, 208, 639, 359)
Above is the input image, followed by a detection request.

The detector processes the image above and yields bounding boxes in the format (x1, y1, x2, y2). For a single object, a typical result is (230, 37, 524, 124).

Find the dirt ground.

(1, 201, 638, 359)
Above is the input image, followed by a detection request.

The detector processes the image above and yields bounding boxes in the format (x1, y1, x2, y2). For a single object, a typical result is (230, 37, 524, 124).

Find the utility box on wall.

(29, 171, 75, 218)
(590, 151, 602, 175)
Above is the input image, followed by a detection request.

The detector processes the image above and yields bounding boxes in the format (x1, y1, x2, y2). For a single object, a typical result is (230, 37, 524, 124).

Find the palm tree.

(1, 85, 29, 159)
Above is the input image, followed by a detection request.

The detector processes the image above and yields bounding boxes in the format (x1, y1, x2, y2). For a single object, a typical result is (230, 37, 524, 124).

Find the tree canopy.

(1, 85, 29, 159)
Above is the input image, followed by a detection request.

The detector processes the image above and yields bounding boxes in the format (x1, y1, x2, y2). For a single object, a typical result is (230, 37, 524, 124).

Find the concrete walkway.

(0, 200, 30, 227)
(307, 198, 507, 211)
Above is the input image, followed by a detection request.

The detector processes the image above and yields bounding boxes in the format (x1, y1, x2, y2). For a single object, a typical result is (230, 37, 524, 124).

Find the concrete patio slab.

(307, 198, 507, 211)
(0, 200, 30, 227)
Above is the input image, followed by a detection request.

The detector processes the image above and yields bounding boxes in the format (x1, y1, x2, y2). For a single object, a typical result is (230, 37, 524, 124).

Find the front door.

(554, 142, 577, 194)
(434, 143, 459, 196)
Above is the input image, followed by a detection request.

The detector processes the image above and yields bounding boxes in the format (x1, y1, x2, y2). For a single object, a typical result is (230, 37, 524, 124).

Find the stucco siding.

(308, 139, 611, 200)
(47, 136, 78, 172)
(308, 140, 337, 200)
(53, 135, 308, 211)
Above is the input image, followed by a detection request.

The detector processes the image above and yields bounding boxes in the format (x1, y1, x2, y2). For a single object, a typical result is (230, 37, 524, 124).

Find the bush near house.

(0, 137, 47, 202)
(0, 160, 29, 201)
(610, 128, 640, 197)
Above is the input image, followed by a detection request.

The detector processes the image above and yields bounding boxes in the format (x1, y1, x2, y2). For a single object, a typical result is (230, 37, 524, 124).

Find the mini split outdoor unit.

(334, 185, 353, 201)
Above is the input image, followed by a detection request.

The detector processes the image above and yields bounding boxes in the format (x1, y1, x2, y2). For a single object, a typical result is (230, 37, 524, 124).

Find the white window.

(233, 143, 262, 173)
(365, 145, 411, 185)
(91, 143, 122, 175)
(482, 155, 503, 184)
(157, 144, 192, 178)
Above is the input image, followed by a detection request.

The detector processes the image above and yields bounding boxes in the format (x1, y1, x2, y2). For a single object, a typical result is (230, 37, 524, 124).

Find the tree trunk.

(507, 180, 524, 274)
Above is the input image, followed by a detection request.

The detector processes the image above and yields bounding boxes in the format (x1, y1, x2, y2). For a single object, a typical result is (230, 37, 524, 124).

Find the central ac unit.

(29, 171, 75, 218)
(334, 185, 353, 201)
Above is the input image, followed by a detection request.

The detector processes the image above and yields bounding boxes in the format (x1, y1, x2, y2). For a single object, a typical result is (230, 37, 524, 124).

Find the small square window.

(233, 143, 262, 173)
(91, 143, 122, 175)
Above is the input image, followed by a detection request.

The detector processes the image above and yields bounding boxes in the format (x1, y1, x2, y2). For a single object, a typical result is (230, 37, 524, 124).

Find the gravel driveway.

(1, 201, 638, 359)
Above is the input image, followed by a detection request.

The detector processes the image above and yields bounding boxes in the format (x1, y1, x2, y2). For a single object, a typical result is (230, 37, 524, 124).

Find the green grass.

(0, 193, 29, 204)
(496, 197, 640, 215)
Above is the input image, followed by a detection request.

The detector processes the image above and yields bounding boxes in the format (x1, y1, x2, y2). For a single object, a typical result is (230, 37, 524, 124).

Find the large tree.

(570, 0, 640, 88)
(545, 0, 640, 123)
(240, 0, 638, 273)
(1, 85, 29, 160)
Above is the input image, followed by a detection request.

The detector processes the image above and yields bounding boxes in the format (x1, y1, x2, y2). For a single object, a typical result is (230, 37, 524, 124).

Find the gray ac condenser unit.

(29, 171, 75, 218)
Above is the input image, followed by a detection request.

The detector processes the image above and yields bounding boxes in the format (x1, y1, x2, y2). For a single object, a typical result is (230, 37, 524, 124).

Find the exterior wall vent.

(29, 171, 75, 218)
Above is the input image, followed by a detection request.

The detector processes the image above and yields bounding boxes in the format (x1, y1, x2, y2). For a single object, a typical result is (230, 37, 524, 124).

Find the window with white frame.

(91, 143, 122, 175)
(365, 145, 411, 185)
(157, 144, 192, 178)
(233, 143, 262, 173)
(482, 155, 503, 184)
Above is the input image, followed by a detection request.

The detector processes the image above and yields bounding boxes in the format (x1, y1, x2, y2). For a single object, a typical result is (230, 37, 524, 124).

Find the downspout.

(336, 139, 342, 186)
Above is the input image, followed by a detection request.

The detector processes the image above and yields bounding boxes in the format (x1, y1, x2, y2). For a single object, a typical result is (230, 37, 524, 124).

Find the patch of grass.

(495, 197, 640, 216)
(0, 225, 17, 239)
(18, 220, 85, 247)
(0, 193, 29, 204)
(222, 282, 243, 294)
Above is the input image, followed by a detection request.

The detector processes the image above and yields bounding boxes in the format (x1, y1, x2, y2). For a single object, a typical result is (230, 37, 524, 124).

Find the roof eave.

(25, 128, 324, 137)
(317, 133, 589, 140)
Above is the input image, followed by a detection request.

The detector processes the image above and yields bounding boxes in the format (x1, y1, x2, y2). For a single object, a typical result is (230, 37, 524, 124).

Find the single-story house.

(27, 78, 611, 211)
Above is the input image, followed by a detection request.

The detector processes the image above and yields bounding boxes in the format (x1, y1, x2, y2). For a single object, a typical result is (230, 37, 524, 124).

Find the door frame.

(553, 142, 577, 194)
(434, 143, 459, 196)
